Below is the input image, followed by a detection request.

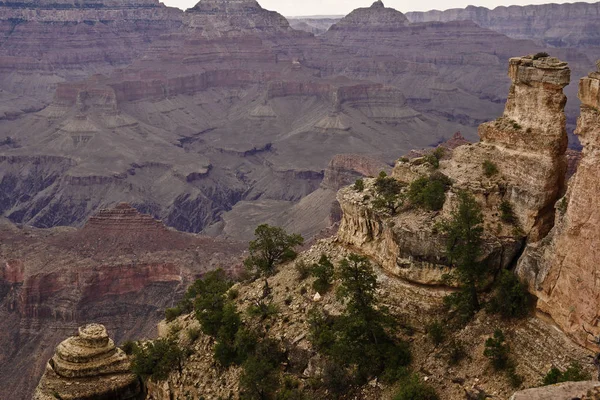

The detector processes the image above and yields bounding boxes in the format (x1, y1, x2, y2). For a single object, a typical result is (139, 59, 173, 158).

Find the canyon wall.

(517, 62, 600, 350)
(406, 2, 600, 50)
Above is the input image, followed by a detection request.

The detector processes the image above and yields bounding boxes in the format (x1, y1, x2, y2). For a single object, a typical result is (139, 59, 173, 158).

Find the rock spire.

(516, 60, 600, 350)
(34, 324, 142, 400)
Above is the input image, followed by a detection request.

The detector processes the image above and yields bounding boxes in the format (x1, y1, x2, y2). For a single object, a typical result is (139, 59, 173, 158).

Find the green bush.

(427, 321, 446, 346)
(354, 179, 365, 192)
(295, 260, 311, 281)
(484, 329, 510, 371)
(533, 52, 549, 60)
(239, 338, 284, 400)
(393, 374, 440, 400)
(322, 361, 352, 397)
(446, 339, 467, 366)
(487, 270, 532, 319)
(408, 172, 452, 211)
(276, 376, 306, 400)
(165, 306, 183, 322)
(311, 254, 335, 294)
(500, 200, 517, 224)
(187, 327, 201, 342)
(131, 338, 183, 381)
(373, 171, 405, 215)
(483, 160, 498, 177)
(194, 269, 233, 336)
(542, 362, 591, 385)
(120, 340, 136, 356)
(247, 301, 279, 320)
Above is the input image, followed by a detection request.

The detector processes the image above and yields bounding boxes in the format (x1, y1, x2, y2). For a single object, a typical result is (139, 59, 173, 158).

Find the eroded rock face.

(34, 324, 142, 400)
(516, 62, 600, 349)
(330, 1, 409, 30)
(337, 55, 569, 284)
(509, 381, 600, 400)
(476, 56, 570, 241)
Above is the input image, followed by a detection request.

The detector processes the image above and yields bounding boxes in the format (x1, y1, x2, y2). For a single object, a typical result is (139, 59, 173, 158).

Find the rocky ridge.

(406, 2, 600, 54)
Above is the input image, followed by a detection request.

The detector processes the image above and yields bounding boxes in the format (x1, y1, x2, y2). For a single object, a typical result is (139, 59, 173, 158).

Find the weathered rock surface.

(34, 324, 142, 400)
(0, 205, 244, 399)
(337, 55, 569, 284)
(517, 62, 600, 350)
(510, 381, 600, 400)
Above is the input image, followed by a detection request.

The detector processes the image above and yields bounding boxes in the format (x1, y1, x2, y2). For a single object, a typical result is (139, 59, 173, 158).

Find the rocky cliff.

(516, 61, 600, 350)
(0, 205, 244, 399)
(336, 55, 569, 284)
(34, 324, 142, 400)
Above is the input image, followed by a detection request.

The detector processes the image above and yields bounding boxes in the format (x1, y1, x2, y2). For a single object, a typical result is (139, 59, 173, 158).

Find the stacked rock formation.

(329, 1, 409, 30)
(475, 55, 570, 241)
(34, 324, 142, 400)
(336, 55, 569, 284)
(516, 61, 600, 349)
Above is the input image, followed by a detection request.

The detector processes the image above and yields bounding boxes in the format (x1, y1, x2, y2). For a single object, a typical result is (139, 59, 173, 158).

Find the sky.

(161, 0, 597, 16)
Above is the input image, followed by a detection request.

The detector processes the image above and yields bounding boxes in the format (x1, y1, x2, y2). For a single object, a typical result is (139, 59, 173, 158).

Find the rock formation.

(337, 55, 569, 284)
(34, 324, 142, 400)
(0, 205, 244, 399)
(329, 1, 409, 30)
(516, 61, 600, 350)
(510, 381, 600, 400)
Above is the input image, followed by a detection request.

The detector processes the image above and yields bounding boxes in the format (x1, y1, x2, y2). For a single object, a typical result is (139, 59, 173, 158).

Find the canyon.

(1, 0, 596, 238)
(3, 0, 600, 399)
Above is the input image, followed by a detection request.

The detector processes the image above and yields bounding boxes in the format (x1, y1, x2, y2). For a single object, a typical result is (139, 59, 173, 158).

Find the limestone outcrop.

(337, 55, 570, 284)
(33, 324, 142, 400)
(509, 381, 600, 400)
(516, 62, 600, 349)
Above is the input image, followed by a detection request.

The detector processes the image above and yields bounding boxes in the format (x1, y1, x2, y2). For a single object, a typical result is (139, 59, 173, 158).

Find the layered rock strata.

(33, 324, 142, 400)
(0, 205, 245, 399)
(516, 62, 600, 349)
(337, 55, 569, 284)
(406, 2, 600, 50)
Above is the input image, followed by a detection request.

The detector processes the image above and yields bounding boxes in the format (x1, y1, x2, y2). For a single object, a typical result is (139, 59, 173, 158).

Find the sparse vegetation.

(484, 329, 523, 388)
(311, 254, 335, 294)
(308, 254, 411, 384)
(244, 224, 304, 295)
(427, 321, 446, 346)
(423, 147, 445, 169)
(500, 200, 517, 225)
(393, 374, 440, 400)
(487, 270, 532, 319)
(408, 172, 452, 211)
(295, 260, 311, 280)
(186, 327, 201, 342)
(441, 191, 486, 324)
(130, 338, 184, 381)
(557, 197, 568, 215)
(542, 362, 591, 386)
(446, 339, 467, 366)
(372, 171, 405, 215)
(484, 329, 510, 370)
(483, 160, 498, 177)
(354, 178, 365, 192)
